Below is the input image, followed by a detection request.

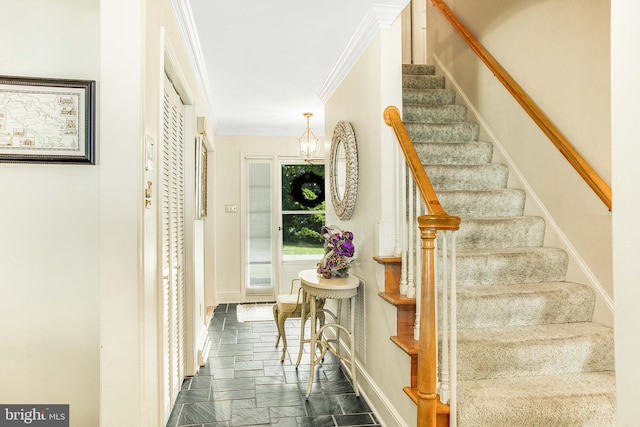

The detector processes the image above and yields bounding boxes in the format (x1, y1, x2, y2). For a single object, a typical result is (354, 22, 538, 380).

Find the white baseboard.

(324, 330, 410, 427)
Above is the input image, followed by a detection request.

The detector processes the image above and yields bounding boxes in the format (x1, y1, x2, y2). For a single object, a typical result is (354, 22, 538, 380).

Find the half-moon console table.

(295, 269, 360, 399)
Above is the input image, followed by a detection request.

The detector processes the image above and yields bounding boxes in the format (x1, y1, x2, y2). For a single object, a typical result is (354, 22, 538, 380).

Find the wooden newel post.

(417, 215, 460, 427)
(417, 225, 438, 427)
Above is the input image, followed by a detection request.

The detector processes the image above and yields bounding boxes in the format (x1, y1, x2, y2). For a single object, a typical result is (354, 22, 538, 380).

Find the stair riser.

(403, 89, 456, 105)
(427, 164, 509, 191)
(453, 216, 546, 249)
(457, 336, 615, 380)
(406, 122, 479, 143)
(403, 75, 445, 90)
(402, 64, 435, 75)
(455, 282, 595, 329)
(453, 248, 568, 286)
(404, 104, 467, 123)
(415, 141, 493, 165)
(438, 189, 526, 218)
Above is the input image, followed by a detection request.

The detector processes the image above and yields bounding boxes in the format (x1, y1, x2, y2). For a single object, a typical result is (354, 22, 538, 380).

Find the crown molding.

(317, 4, 405, 104)
(170, 0, 217, 128)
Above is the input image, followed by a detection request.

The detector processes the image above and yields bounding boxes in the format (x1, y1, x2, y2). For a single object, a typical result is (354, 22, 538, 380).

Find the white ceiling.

(184, 0, 407, 137)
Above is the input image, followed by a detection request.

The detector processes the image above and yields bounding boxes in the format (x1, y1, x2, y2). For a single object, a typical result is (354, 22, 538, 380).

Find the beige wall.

(101, 0, 214, 425)
(0, 1, 100, 426)
(0, 0, 213, 426)
(324, 19, 416, 427)
(213, 134, 319, 302)
(427, 0, 613, 324)
(611, 1, 640, 424)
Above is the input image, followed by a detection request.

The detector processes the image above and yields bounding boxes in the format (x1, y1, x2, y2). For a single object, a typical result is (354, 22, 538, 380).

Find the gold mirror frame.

(329, 120, 358, 220)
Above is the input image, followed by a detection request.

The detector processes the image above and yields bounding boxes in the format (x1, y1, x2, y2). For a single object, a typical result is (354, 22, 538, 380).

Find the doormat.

(236, 304, 275, 323)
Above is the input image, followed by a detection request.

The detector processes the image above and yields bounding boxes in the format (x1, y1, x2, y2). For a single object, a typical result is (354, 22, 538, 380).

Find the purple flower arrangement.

(317, 225, 355, 278)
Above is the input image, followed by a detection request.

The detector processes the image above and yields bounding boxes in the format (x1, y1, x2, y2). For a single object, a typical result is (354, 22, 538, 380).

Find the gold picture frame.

(195, 135, 208, 219)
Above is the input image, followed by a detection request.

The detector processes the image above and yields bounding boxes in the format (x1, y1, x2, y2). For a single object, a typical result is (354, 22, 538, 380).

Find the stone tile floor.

(166, 303, 380, 427)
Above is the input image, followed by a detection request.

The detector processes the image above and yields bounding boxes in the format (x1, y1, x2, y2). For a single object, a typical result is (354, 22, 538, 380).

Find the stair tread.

(379, 291, 415, 307)
(458, 280, 590, 297)
(457, 372, 616, 426)
(373, 255, 401, 265)
(403, 387, 451, 414)
(458, 371, 615, 397)
(457, 246, 565, 255)
(438, 187, 523, 195)
(458, 321, 613, 343)
(391, 335, 418, 355)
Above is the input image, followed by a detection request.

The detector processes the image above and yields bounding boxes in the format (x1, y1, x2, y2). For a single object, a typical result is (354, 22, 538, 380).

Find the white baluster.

(450, 231, 458, 427)
(399, 169, 408, 295)
(439, 231, 450, 404)
(393, 145, 402, 257)
(406, 177, 416, 299)
(414, 199, 424, 341)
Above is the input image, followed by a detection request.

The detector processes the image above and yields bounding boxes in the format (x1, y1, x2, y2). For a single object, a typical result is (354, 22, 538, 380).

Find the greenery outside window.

(281, 163, 325, 260)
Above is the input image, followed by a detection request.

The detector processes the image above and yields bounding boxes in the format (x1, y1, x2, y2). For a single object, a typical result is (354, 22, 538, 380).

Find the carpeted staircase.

(385, 64, 616, 426)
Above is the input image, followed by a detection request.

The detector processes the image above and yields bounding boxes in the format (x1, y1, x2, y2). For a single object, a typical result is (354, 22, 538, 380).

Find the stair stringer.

(429, 54, 613, 326)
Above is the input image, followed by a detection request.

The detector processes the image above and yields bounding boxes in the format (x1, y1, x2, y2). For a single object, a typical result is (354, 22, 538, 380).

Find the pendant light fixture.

(297, 112, 318, 159)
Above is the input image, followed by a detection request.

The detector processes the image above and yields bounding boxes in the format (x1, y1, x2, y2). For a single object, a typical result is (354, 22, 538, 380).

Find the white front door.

(242, 157, 326, 299)
(244, 157, 276, 300)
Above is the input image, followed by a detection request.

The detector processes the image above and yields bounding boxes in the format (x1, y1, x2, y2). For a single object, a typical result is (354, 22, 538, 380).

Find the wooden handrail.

(384, 106, 460, 225)
(431, 0, 612, 211)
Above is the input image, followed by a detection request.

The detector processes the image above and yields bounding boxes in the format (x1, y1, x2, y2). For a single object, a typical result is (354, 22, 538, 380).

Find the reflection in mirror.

(329, 121, 358, 220)
(333, 140, 346, 200)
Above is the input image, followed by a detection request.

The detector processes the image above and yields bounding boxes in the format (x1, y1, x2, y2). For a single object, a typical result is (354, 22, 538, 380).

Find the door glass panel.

(246, 160, 273, 290)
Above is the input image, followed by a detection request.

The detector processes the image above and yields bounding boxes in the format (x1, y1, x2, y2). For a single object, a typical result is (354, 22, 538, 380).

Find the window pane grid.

(281, 163, 325, 260)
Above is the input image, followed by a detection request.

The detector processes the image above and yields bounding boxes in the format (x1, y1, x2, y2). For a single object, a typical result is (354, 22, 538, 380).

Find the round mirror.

(329, 121, 358, 220)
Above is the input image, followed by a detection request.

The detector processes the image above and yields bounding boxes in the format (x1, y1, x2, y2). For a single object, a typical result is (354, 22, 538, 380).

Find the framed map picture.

(0, 75, 96, 164)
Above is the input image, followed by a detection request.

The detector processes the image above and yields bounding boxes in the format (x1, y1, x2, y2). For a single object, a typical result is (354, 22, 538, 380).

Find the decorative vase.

(316, 225, 354, 279)
(334, 268, 349, 278)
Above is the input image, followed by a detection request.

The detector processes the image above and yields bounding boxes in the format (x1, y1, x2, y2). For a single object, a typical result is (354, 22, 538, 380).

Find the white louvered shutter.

(161, 73, 186, 413)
